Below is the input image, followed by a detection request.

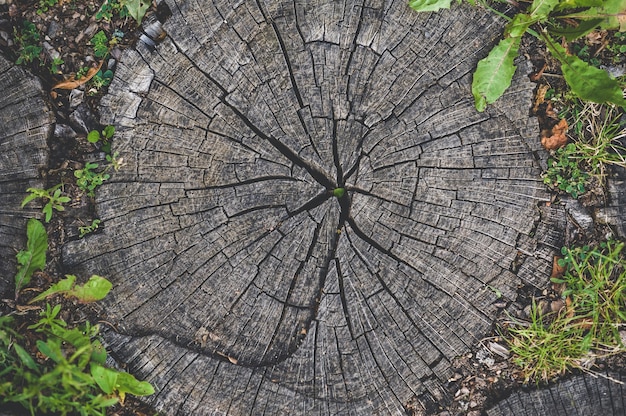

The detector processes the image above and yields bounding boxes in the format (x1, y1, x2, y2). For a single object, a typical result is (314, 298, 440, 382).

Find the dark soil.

(0, 1, 625, 415)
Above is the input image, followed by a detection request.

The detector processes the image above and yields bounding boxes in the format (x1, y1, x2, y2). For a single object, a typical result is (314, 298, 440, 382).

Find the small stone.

(69, 103, 98, 135)
(469, 401, 478, 408)
(69, 89, 84, 110)
(460, 387, 469, 396)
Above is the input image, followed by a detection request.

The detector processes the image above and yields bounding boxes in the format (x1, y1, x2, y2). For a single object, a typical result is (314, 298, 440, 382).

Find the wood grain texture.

(0, 54, 51, 296)
(63, 1, 552, 414)
(486, 371, 626, 416)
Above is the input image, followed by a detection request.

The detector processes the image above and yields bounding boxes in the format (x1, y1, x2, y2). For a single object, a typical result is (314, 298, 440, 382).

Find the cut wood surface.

(62, 1, 558, 414)
(487, 371, 626, 416)
(0, 54, 51, 296)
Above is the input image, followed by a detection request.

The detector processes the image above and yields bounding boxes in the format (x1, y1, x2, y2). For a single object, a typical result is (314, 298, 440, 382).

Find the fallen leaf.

(52, 62, 102, 90)
(529, 62, 547, 82)
(541, 118, 568, 150)
(532, 84, 549, 113)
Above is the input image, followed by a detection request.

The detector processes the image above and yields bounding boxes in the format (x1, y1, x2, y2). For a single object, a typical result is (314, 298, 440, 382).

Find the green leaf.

(13, 343, 38, 371)
(91, 339, 108, 364)
(547, 18, 603, 41)
(102, 125, 115, 139)
(29, 274, 112, 304)
(87, 130, 101, 144)
(471, 36, 521, 112)
(528, 0, 560, 20)
(14, 219, 48, 295)
(36, 338, 64, 363)
(408, 0, 452, 12)
(115, 372, 155, 396)
(333, 188, 345, 198)
(504, 13, 533, 38)
(70, 275, 112, 302)
(30, 274, 77, 303)
(550, 42, 626, 107)
(91, 364, 118, 394)
(123, 0, 151, 24)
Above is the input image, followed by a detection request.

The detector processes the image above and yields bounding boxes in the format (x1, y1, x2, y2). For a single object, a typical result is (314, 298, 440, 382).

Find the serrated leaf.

(123, 0, 151, 24)
(408, 0, 452, 12)
(472, 36, 521, 112)
(550, 42, 626, 107)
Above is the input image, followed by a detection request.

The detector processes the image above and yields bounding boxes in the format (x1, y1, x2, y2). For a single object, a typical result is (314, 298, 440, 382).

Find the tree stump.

(0, 54, 51, 296)
(487, 371, 626, 416)
(63, 1, 556, 413)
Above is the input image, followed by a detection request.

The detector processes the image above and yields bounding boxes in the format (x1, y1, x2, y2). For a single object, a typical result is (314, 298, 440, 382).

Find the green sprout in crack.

(333, 188, 345, 198)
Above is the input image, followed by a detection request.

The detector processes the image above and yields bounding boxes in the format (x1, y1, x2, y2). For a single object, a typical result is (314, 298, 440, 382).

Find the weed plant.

(506, 239, 626, 383)
(1, 220, 154, 415)
(21, 184, 71, 223)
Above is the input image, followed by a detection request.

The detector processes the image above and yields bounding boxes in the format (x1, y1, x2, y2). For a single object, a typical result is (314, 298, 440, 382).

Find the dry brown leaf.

(541, 118, 568, 150)
(52, 62, 102, 90)
(532, 84, 550, 113)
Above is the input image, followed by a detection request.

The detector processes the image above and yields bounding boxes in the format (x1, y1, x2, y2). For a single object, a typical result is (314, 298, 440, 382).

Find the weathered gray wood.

(0, 54, 51, 297)
(596, 166, 626, 238)
(63, 1, 553, 414)
(487, 371, 626, 416)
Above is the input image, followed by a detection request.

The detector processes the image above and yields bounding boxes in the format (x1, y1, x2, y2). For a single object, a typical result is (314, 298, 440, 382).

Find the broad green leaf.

(408, 0, 452, 12)
(123, 0, 151, 24)
(87, 130, 101, 143)
(471, 37, 521, 112)
(102, 125, 115, 139)
(70, 275, 112, 302)
(14, 219, 48, 295)
(29, 274, 112, 304)
(115, 372, 155, 396)
(550, 42, 626, 107)
(91, 339, 108, 364)
(583, 0, 626, 31)
(333, 188, 346, 198)
(528, 0, 560, 20)
(91, 364, 119, 394)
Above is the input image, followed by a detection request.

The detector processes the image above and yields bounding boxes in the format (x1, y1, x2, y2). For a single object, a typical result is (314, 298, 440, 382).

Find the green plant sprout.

(21, 184, 71, 223)
(14, 21, 42, 66)
(333, 187, 346, 198)
(48, 56, 64, 74)
(79, 219, 102, 238)
(96, 0, 150, 24)
(409, 0, 626, 111)
(506, 239, 626, 383)
(1, 222, 154, 415)
(75, 162, 111, 197)
(14, 218, 47, 301)
(543, 143, 589, 198)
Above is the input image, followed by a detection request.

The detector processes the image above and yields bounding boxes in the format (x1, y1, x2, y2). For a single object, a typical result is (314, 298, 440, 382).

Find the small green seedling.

(543, 143, 588, 198)
(75, 163, 111, 197)
(21, 184, 71, 223)
(91, 31, 110, 59)
(333, 187, 346, 198)
(14, 21, 42, 66)
(14, 218, 47, 300)
(79, 219, 102, 238)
